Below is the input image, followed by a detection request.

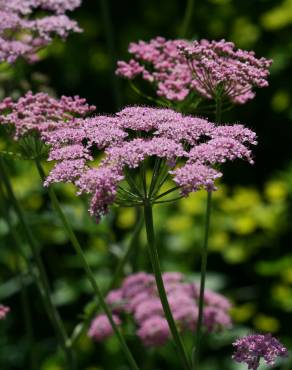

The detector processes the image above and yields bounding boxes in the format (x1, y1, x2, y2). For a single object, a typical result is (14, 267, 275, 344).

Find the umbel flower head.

(116, 36, 272, 105)
(232, 334, 288, 370)
(0, 93, 256, 221)
(88, 272, 232, 347)
(40, 104, 256, 222)
(0, 0, 82, 63)
(0, 91, 96, 139)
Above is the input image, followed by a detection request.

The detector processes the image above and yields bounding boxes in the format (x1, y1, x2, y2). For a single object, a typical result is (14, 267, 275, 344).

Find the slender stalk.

(143, 201, 191, 370)
(70, 208, 144, 346)
(129, 81, 168, 107)
(153, 196, 184, 204)
(153, 186, 180, 201)
(0, 157, 73, 367)
(191, 191, 212, 369)
(125, 170, 143, 198)
(148, 158, 162, 197)
(111, 209, 144, 285)
(180, 0, 195, 38)
(192, 98, 222, 370)
(150, 166, 170, 198)
(118, 186, 141, 199)
(130, 208, 144, 272)
(139, 162, 147, 197)
(34, 158, 140, 370)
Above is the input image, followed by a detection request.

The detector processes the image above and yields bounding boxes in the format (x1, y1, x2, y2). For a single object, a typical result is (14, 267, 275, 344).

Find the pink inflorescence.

(0, 304, 10, 320)
(0, 95, 256, 221)
(88, 272, 232, 347)
(116, 36, 272, 104)
(0, 91, 96, 139)
(42, 105, 256, 221)
(232, 334, 288, 370)
(0, 0, 82, 63)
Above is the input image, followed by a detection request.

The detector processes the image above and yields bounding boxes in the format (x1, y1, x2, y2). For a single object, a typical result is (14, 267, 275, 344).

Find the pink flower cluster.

(232, 334, 288, 370)
(0, 0, 82, 63)
(88, 272, 232, 347)
(116, 37, 191, 102)
(0, 91, 95, 138)
(116, 37, 272, 104)
(0, 92, 256, 221)
(42, 104, 256, 220)
(179, 39, 272, 104)
(0, 304, 10, 320)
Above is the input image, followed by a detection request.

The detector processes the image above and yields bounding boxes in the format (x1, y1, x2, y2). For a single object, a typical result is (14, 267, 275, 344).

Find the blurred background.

(0, 0, 292, 369)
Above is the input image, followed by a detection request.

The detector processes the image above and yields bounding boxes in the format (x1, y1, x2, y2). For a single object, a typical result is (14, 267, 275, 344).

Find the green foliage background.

(0, 0, 292, 369)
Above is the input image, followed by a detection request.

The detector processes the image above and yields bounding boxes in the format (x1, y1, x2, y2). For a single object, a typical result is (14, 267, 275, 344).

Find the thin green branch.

(70, 209, 143, 345)
(148, 158, 163, 198)
(34, 158, 140, 370)
(125, 170, 144, 198)
(153, 196, 184, 204)
(118, 186, 141, 199)
(143, 201, 191, 370)
(153, 186, 180, 201)
(0, 157, 73, 367)
(150, 166, 170, 198)
(129, 81, 168, 107)
(191, 191, 212, 370)
(139, 162, 148, 197)
(192, 98, 222, 370)
(0, 183, 38, 370)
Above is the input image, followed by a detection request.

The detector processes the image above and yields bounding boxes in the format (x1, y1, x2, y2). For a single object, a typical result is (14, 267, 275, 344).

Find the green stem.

(192, 98, 222, 370)
(111, 210, 144, 286)
(34, 159, 140, 370)
(125, 170, 143, 198)
(148, 158, 162, 198)
(130, 208, 143, 272)
(153, 196, 184, 204)
(143, 201, 191, 370)
(153, 186, 180, 201)
(129, 81, 169, 107)
(0, 157, 73, 368)
(191, 191, 212, 370)
(150, 166, 170, 198)
(139, 162, 147, 197)
(180, 0, 195, 38)
(70, 209, 143, 346)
